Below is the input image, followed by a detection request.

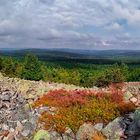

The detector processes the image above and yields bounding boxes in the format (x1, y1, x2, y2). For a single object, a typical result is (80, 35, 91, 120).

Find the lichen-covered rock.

(0, 73, 140, 140)
(49, 131, 62, 140)
(135, 108, 140, 119)
(125, 82, 140, 95)
(102, 117, 126, 140)
(0, 88, 37, 139)
(33, 130, 50, 140)
(93, 123, 104, 131)
(124, 109, 140, 139)
(64, 127, 75, 139)
(124, 91, 133, 101)
(76, 123, 104, 140)
(0, 72, 99, 100)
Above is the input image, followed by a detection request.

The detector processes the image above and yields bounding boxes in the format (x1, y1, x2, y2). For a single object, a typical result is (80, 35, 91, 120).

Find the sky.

(0, 0, 140, 50)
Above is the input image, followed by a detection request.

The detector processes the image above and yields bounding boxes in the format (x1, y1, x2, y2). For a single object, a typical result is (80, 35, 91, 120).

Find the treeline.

(0, 54, 140, 87)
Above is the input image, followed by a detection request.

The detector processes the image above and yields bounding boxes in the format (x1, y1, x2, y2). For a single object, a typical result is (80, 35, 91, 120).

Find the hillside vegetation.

(0, 53, 140, 87)
(0, 53, 140, 139)
(0, 54, 140, 87)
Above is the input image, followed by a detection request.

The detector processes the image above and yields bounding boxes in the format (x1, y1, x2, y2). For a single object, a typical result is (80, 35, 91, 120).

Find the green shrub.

(94, 64, 125, 87)
(21, 53, 45, 80)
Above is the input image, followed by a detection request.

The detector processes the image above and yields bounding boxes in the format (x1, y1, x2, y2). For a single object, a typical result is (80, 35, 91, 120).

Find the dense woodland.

(0, 53, 140, 87)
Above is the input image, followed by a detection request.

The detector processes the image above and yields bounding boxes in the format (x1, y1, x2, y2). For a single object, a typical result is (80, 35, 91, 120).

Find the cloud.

(0, 0, 139, 49)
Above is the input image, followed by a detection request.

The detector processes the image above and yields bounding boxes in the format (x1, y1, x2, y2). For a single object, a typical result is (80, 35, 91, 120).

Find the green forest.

(0, 53, 140, 87)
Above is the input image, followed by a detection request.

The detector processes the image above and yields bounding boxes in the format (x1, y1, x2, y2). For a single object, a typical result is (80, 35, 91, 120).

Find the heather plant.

(34, 87, 135, 133)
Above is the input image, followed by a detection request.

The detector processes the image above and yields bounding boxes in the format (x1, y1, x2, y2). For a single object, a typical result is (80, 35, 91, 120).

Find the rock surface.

(93, 123, 104, 131)
(0, 73, 89, 100)
(123, 109, 140, 140)
(76, 123, 105, 140)
(0, 88, 37, 139)
(0, 73, 140, 140)
(102, 117, 126, 140)
(33, 130, 50, 140)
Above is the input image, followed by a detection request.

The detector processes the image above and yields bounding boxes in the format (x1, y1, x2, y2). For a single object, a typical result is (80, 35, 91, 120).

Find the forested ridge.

(0, 53, 139, 87)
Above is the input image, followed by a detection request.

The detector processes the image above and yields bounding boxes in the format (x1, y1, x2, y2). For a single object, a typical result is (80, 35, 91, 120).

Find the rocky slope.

(0, 73, 140, 140)
(0, 73, 89, 100)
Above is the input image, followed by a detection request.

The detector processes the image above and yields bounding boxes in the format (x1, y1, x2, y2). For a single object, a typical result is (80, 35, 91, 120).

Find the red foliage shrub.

(118, 102, 135, 115)
(34, 89, 95, 108)
(34, 86, 124, 108)
(34, 86, 135, 133)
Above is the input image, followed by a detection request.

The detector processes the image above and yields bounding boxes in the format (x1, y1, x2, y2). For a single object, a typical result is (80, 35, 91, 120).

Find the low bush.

(34, 85, 135, 134)
(94, 65, 126, 87)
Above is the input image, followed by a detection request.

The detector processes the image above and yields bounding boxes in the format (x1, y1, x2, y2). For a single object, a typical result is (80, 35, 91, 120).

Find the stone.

(6, 132, 15, 140)
(0, 87, 37, 139)
(123, 113, 134, 126)
(123, 118, 133, 125)
(21, 129, 31, 137)
(49, 107, 57, 112)
(134, 109, 140, 119)
(127, 136, 136, 140)
(136, 135, 140, 140)
(129, 97, 138, 104)
(17, 95, 24, 103)
(29, 114, 37, 129)
(62, 134, 75, 140)
(93, 123, 103, 131)
(76, 123, 102, 140)
(49, 131, 62, 140)
(102, 117, 126, 140)
(21, 120, 28, 124)
(20, 122, 33, 137)
(137, 120, 140, 128)
(135, 100, 140, 107)
(123, 110, 140, 139)
(124, 91, 133, 101)
(9, 128, 15, 133)
(38, 106, 50, 114)
(127, 113, 135, 120)
(1, 94, 10, 101)
(0, 130, 9, 137)
(2, 124, 9, 131)
(27, 94, 35, 100)
(92, 86, 99, 91)
(33, 130, 50, 140)
(16, 121, 24, 132)
(0, 136, 4, 140)
(65, 127, 75, 139)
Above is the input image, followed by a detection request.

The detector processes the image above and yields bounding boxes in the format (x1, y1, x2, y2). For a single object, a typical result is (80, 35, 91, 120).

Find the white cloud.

(0, 0, 139, 49)
(105, 22, 122, 31)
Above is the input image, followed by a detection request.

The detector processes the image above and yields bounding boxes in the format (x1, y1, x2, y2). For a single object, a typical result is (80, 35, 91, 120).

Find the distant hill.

(0, 48, 140, 64)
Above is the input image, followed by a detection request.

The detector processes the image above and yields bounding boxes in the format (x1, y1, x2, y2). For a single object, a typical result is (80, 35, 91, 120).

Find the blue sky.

(0, 0, 140, 50)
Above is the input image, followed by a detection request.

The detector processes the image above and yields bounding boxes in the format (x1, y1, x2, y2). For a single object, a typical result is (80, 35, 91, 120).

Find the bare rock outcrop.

(0, 89, 37, 139)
